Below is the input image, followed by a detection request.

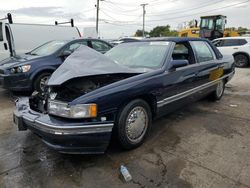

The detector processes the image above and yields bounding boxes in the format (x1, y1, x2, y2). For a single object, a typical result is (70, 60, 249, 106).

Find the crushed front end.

(13, 76, 117, 154)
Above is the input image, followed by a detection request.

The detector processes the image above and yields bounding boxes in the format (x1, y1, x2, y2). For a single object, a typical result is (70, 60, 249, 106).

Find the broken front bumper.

(13, 98, 114, 154)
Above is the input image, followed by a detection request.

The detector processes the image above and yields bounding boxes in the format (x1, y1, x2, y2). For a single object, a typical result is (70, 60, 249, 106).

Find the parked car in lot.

(0, 38, 113, 92)
(0, 14, 81, 61)
(213, 37, 250, 67)
(110, 37, 143, 46)
(14, 37, 235, 154)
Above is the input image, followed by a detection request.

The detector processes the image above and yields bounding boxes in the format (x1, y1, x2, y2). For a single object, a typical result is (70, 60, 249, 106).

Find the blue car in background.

(0, 38, 113, 92)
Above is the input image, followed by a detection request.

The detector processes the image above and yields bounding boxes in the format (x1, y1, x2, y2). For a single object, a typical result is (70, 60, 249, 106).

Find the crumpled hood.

(0, 54, 42, 69)
(48, 45, 138, 86)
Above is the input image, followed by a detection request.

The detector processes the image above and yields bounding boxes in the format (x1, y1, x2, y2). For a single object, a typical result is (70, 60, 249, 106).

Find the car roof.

(213, 36, 250, 40)
(140, 37, 209, 43)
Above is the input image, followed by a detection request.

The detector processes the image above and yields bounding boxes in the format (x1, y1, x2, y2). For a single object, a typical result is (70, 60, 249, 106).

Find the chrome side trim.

(157, 72, 234, 108)
(22, 116, 113, 135)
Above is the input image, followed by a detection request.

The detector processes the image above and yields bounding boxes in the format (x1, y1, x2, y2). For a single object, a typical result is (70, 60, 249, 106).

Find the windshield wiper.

(30, 53, 38, 56)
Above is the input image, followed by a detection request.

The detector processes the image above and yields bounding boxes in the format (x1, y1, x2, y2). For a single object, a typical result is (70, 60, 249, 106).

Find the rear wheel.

(116, 99, 152, 150)
(33, 72, 51, 93)
(209, 79, 225, 101)
(234, 54, 249, 68)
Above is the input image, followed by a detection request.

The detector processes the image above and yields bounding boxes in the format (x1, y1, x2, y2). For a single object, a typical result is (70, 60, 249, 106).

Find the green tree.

(149, 25, 178, 37)
(134, 29, 149, 37)
(237, 27, 249, 33)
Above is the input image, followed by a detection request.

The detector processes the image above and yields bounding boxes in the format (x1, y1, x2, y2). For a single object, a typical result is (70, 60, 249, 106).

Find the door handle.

(4, 43, 8, 50)
(233, 47, 238, 50)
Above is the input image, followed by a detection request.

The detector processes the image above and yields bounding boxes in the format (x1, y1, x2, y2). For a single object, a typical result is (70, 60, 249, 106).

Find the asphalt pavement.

(0, 68, 250, 188)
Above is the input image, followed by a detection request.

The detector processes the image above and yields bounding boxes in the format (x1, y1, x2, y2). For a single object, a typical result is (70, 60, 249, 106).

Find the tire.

(33, 72, 52, 93)
(234, 54, 249, 68)
(209, 79, 225, 101)
(116, 99, 152, 150)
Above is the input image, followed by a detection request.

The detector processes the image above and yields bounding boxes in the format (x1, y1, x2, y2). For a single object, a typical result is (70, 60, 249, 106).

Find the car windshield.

(105, 42, 169, 69)
(29, 40, 67, 56)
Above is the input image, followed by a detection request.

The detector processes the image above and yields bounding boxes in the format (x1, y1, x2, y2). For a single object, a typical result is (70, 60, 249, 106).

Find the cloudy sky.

(0, 0, 249, 39)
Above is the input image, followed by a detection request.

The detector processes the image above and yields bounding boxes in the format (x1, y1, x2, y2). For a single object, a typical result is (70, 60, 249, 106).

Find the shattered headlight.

(48, 100, 97, 118)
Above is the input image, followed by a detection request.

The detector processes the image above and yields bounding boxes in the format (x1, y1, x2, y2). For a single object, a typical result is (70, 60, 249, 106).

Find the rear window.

(220, 39, 247, 47)
(191, 41, 214, 63)
(0, 23, 3, 41)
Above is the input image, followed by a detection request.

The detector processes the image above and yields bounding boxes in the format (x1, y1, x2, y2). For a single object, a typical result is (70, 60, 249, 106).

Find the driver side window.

(172, 42, 195, 65)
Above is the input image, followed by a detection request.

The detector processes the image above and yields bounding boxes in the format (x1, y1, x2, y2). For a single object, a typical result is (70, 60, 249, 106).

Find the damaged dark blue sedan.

(14, 38, 235, 154)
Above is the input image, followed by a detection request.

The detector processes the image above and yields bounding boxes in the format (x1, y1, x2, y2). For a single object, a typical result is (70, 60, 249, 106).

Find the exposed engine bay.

(29, 73, 138, 113)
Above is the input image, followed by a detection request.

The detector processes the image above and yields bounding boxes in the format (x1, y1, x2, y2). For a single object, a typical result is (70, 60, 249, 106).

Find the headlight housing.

(48, 100, 97, 119)
(10, 65, 31, 74)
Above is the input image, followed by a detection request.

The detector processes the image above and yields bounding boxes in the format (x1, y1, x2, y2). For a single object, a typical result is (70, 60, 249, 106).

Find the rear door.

(0, 22, 10, 61)
(217, 39, 244, 55)
(190, 40, 224, 96)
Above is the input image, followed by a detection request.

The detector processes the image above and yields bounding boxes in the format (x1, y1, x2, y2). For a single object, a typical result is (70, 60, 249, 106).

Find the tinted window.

(0, 23, 3, 41)
(191, 41, 214, 63)
(222, 39, 240, 47)
(91, 40, 111, 52)
(121, 38, 138, 42)
(238, 39, 247, 45)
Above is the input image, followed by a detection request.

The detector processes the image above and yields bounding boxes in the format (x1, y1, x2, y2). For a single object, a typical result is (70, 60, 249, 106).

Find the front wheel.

(116, 99, 152, 150)
(33, 72, 52, 93)
(209, 79, 225, 101)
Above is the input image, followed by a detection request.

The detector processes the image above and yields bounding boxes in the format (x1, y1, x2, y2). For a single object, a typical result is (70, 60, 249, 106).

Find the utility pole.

(141, 3, 148, 37)
(96, 0, 100, 36)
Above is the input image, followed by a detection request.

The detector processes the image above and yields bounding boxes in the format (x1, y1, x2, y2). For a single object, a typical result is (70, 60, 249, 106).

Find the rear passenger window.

(191, 41, 214, 63)
(238, 39, 247, 45)
(0, 23, 3, 41)
(91, 41, 111, 52)
(66, 41, 88, 52)
(222, 39, 239, 46)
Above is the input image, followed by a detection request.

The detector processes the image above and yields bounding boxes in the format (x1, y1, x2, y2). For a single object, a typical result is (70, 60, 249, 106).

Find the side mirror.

(170, 60, 189, 70)
(60, 50, 72, 57)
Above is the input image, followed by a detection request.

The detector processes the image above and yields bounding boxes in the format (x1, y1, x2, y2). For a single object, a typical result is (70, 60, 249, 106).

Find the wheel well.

(233, 52, 250, 63)
(32, 69, 54, 88)
(118, 95, 157, 119)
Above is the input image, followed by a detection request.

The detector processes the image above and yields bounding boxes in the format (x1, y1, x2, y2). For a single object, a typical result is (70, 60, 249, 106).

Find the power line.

(147, 0, 225, 16)
(100, 5, 141, 16)
(146, 0, 250, 22)
(102, 1, 141, 12)
(100, 9, 142, 23)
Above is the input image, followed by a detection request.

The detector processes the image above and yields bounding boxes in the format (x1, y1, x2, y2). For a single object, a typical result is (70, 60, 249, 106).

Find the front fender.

(30, 66, 57, 80)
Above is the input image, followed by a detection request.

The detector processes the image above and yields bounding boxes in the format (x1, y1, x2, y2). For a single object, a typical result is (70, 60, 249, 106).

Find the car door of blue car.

(190, 40, 224, 97)
(157, 42, 202, 116)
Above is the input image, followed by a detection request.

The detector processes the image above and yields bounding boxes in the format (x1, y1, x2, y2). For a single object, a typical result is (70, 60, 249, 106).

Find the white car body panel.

(213, 37, 250, 56)
(0, 21, 80, 61)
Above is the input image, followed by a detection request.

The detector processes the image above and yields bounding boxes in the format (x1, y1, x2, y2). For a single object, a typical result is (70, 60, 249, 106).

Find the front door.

(157, 42, 202, 116)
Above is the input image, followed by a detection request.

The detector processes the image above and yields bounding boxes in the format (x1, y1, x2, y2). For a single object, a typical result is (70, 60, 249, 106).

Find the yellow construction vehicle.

(178, 15, 239, 40)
